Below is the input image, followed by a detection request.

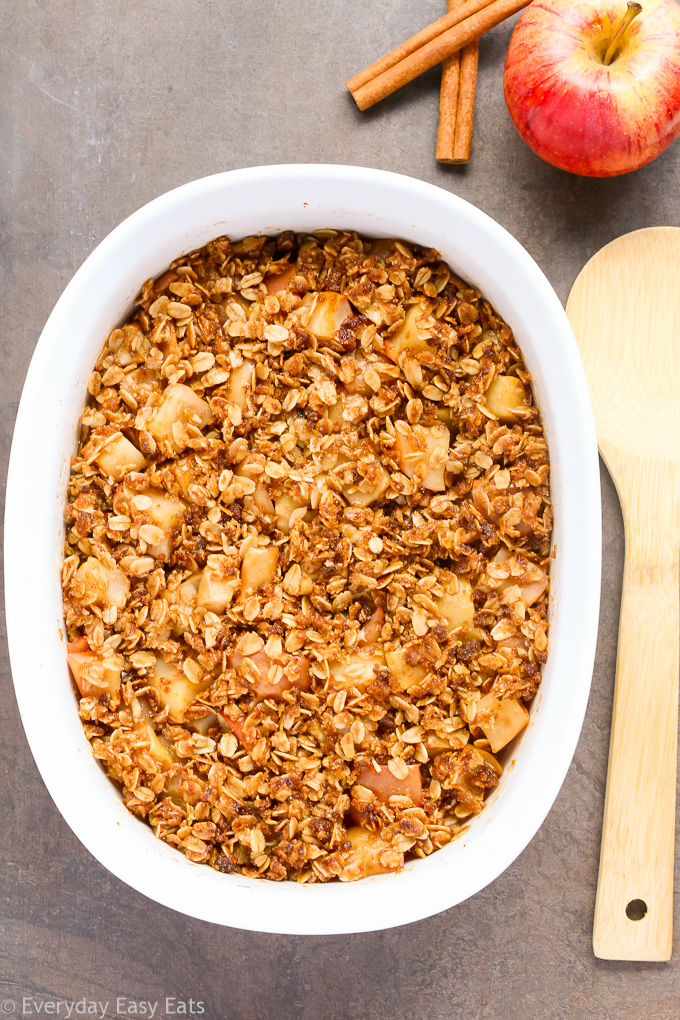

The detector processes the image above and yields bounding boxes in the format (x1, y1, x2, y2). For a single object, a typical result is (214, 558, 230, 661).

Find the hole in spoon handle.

(626, 899, 647, 922)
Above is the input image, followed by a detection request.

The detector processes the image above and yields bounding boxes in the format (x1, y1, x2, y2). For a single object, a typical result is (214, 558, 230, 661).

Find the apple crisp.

(62, 230, 551, 882)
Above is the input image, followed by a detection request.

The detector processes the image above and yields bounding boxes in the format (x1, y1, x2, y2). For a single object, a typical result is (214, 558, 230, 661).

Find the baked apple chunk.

(384, 304, 436, 363)
(149, 383, 211, 453)
(68, 647, 123, 698)
(302, 292, 352, 339)
(149, 656, 212, 724)
(476, 694, 529, 753)
(74, 556, 129, 609)
(96, 434, 147, 480)
(394, 422, 450, 491)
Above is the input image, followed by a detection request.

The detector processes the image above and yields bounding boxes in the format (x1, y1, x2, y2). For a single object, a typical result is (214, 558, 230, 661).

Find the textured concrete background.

(1, 2, 679, 1018)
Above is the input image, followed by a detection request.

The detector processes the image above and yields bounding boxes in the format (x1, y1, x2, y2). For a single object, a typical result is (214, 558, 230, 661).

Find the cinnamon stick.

(453, 41, 479, 163)
(347, 0, 493, 94)
(437, 0, 479, 164)
(435, 38, 461, 163)
(349, 0, 529, 111)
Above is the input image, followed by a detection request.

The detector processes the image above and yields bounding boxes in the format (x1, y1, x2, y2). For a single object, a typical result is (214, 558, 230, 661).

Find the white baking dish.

(4, 165, 601, 934)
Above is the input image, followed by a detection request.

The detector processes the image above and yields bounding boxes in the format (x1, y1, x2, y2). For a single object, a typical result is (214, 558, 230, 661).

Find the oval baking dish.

(4, 165, 601, 934)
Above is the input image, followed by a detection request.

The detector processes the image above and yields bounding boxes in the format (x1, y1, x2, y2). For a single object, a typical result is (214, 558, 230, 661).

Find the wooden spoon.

(567, 227, 680, 961)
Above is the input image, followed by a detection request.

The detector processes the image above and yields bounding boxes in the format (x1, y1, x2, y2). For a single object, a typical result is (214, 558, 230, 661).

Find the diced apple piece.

(359, 607, 384, 646)
(149, 384, 211, 453)
(354, 761, 422, 806)
(229, 647, 311, 701)
(96, 434, 147, 480)
(476, 693, 529, 753)
(275, 493, 311, 533)
(367, 238, 394, 260)
(425, 729, 470, 757)
(180, 573, 202, 596)
(196, 572, 236, 613)
(67, 637, 89, 654)
(226, 359, 256, 410)
(240, 546, 279, 593)
(342, 355, 394, 396)
(120, 366, 162, 406)
(149, 656, 212, 723)
(252, 486, 275, 515)
(329, 651, 386, 692)
(302, 292, 352, 340)
(191, 713, 217, 736)
(75, 556, 129, 609)
(264, 264, 298, 295)
(197, 561, 238, 613)
(394, 423, 449, 491)
(344, 826, 402, 878)
(324, 401, 344, 424)
(342, 462, 391, 508)
(520, 568, 548, 607)
(425, 732, 451, 757)
(476, 746, 503, 773)
(135, 721, 175, 767)
(384, 647, 429, 691)
(384, 305, 436, 363)
(489, 547, 548, 608)
(142, 488, 186, 559)
(68, 650, 123, 698)
(436, 578, 474, 631)
(484, 376, 527, 423)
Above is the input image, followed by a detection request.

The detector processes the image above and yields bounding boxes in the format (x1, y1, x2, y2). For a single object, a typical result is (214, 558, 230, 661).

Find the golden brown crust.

(62, 230, 551, 882)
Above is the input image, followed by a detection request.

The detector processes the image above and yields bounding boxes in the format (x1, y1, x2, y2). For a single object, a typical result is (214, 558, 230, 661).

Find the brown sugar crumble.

(62, 230, 551, 882)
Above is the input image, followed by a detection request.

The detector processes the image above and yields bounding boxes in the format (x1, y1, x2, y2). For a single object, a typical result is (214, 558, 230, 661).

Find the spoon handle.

(593, 465, 679, 960)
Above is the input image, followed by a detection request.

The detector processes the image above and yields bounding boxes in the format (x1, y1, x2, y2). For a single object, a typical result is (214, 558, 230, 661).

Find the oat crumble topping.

(62, 230, 551, 882)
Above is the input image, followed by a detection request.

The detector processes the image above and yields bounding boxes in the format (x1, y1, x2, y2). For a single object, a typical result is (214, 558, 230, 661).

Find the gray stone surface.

(1, 2, 679, 1018)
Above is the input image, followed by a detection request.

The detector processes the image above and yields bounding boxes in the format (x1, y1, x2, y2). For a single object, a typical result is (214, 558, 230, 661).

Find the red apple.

(504, 0, 680, 176)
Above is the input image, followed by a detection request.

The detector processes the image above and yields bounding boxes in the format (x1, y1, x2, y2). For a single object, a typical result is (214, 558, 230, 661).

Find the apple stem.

(603, 1, 642, 65)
